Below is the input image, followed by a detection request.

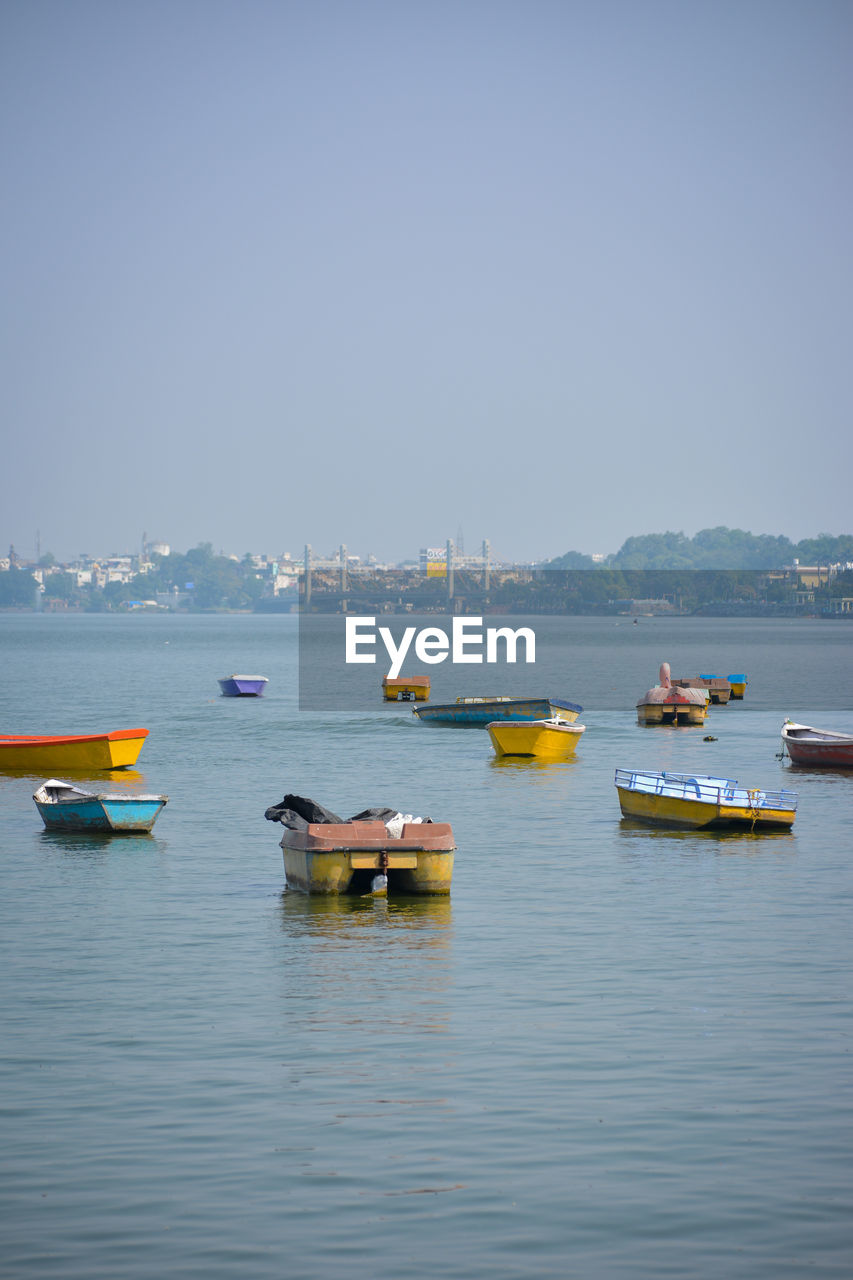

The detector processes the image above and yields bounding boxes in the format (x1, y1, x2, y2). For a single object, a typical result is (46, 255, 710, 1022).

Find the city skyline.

(5, 522, 851, 575)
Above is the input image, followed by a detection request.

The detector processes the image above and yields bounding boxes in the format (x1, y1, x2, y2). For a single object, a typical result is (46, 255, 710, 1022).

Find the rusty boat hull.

(280, 820, 456, 894)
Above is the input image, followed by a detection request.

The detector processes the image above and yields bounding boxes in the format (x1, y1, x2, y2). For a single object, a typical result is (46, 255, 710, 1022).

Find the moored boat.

(0, 728, 148, 771)
(414, 696, 582, 725)
(636, 663, 707, 726)
(265, 794, 456, 894)
(487, 717, 585, 759)
(781, 721, 853, 767)
(615, 768, 797, 829)
(671, 675, 733, 704)
(33, 779, 168, 832)
(382, 675, 431, 702)
(728, 673, 748, 699)
(218, 674, 269, 697)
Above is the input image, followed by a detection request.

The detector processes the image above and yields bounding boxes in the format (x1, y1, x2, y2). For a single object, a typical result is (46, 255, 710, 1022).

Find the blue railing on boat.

(614, 769, 797, 811)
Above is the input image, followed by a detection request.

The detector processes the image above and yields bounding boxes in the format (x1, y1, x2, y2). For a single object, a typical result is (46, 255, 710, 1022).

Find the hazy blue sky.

(2, 0, 851, 565)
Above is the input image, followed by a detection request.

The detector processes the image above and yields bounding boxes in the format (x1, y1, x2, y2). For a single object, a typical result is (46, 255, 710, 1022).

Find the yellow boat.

(615, 769, 797, 829)
(487, 717, 585, 759)
(0, 728, 149, 772)
(728, 674, 748, 699)
(382, 675, 431, 702)
(279, 822, 456, 894)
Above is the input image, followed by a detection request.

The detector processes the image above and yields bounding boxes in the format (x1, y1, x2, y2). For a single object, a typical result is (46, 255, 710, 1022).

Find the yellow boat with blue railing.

(615, 768, 797, 829)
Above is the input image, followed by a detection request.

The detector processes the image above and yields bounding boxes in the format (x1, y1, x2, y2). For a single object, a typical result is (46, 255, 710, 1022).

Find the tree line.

(546, 528, 853, 571)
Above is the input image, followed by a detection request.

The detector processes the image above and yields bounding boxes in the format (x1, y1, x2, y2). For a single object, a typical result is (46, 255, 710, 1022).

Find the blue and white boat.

(413, 696, 582, 725)
(33, 780, 168, 833)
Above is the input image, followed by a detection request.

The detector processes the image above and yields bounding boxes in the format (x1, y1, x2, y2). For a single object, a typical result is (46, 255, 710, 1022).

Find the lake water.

(1, 613, 852, 1278)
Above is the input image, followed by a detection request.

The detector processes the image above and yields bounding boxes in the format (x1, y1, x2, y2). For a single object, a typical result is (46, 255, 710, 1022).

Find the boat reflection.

(279, 889, 452, 942)
(487, 755, 582, 775)
(38, 828, 161, 853)
(1, 765, 147, 784)
(617, 816, 796, 852)
(277, 893, 453, 1032)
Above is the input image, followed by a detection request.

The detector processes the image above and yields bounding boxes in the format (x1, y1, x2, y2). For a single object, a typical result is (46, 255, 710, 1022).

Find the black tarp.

(264, 793, 400, 828)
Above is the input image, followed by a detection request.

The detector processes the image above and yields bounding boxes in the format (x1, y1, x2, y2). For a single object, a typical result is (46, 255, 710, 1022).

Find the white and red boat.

(636, 662, 707, 726)
(781, 721, 853, 768)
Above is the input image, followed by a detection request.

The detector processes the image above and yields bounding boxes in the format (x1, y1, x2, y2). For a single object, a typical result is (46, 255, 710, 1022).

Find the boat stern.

(280, 821, 456, 894)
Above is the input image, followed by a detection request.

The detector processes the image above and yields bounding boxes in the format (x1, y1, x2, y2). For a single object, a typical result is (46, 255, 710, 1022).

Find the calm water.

(1, 614, 852, 1279)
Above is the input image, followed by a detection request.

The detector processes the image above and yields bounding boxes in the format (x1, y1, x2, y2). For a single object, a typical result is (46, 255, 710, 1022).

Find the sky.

(2, 0, 851, 566)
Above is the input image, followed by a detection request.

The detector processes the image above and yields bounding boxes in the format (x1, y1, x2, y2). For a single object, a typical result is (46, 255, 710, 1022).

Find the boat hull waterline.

(615, 769, 797, 830)
(0, 729, 148, 771)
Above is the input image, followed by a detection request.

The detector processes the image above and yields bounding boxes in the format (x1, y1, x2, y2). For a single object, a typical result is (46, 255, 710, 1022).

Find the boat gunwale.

(33, 780, 168, 806)
(782, 721, 853, 744)
(1, 728, 149, 747)
(279, 820, 456, 854)
(486, 718, 586, 735)
(414, 696, 582, 723)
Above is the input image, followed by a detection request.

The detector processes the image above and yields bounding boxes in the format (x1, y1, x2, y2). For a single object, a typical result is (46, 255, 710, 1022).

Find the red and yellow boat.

(0, 729, 149, 771)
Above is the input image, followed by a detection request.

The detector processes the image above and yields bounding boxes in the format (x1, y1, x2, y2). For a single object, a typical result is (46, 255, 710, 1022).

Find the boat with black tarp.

(265, 794, 456, 894)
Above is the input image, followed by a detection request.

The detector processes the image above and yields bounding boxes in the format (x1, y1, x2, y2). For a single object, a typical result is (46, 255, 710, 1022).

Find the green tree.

(795, 534, 853, 564)
(42, 572, 78, 602)
(103, 579, 133, 607)
(0, 567, 37, 606)
(543, 549, 596, 569)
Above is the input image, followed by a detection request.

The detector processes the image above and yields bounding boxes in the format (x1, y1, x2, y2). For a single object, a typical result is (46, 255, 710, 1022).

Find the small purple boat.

(218, 674, 269, 697)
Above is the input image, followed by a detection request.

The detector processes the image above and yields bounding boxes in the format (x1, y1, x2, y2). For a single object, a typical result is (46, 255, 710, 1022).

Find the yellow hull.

(487, 720, 584, 758)
(0, 731, 148, 771)
(617, 788, 795, 829)
(729, 682, 747, 699)
(637, 702, 706, 726)
(382, 678, 430, 702)
(282, 846, 454, 894)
